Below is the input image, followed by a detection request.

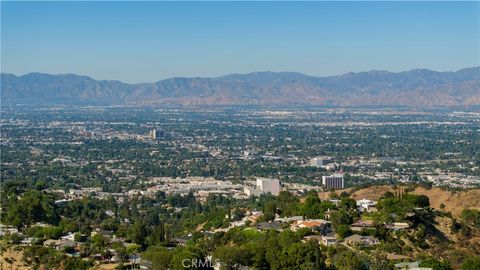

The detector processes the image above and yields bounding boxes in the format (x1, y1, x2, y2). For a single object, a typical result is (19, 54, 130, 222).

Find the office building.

(322, 174, 344, 190)
(256, 177, 280, 196)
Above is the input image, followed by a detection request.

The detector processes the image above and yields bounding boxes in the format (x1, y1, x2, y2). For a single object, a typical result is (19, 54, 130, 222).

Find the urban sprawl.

(1, 106, 480, 270)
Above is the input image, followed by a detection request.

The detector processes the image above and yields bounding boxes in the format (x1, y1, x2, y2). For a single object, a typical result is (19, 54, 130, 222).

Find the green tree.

(10, 233, 22, 244)
(461, 256, 480, 270)
(330, 210, 353, 228)
(334, 250, 368, 270)
(300, 191, 325, 219)
(112, 242, 129, 264)
(461, 209, 480, 227)
(276, 191, 299, 217)
(129, 221, 147, 247)
(415, 195, 430, 208)
(143, 246, 174, 270)
(91, 233, 105, 253)
(336, 225, 352, 239)
(213, 246, 251, 270)
(263, 202, 276, 222)
(231, 207, 246, 221)
(419, 258, 452, 270)
(170, 246, 207, 270)
(281, 240, 326, 270)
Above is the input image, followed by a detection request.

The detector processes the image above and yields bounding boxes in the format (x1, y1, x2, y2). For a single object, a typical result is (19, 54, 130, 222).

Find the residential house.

(356, 199, 377, 212)
(387, 222, 410, 231)
(256, 222, 282, 231)
(0, 224, 18, 236)
(20, 237, 34, 246)
(344, 234, 379, 247)
(291, 219, 331, 234)
(44, 239, 76, 251)
(274, 216, 303, 223)
(320, 236, 338, 246)
(350, 220, 375, 231)
(44, 239, 62, 249)
(303, 235, 338, 246)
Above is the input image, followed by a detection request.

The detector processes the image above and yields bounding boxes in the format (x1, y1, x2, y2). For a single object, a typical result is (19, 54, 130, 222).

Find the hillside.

(321, 185, 480, 268)
(0, 248, 29, 270)
(346, 185, 480, 218)
(2, 67, 479, 107)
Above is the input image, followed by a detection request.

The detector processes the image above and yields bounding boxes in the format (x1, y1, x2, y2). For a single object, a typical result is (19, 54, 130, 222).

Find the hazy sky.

(1, 1, 479, 83)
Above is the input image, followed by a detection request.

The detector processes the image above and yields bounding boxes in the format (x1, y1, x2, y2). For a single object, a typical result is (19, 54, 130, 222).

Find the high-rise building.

(150, 129, 164, 140)
(322, 174, 344, 190)
(256, 177, 280, 196)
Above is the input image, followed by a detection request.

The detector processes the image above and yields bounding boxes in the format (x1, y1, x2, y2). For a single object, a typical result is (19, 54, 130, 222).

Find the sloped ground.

(0, 248, 30, 270)
(427, 215, 480, 267)
(349, 186, 396, 201)
(343, 185, 480, 218)
(341, 184, 480, 268)
(411, 187, 480, 217)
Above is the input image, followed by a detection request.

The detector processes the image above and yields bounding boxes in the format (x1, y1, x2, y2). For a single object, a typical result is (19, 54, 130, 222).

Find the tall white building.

(322, 174, 344, 190)
(256, 177, 280, 196)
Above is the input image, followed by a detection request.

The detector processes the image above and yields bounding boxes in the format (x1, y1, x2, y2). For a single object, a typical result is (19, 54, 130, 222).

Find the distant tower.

(322, 174, 344, 190)
(150, 129, 164, 140)
(256, 177, 281, 196)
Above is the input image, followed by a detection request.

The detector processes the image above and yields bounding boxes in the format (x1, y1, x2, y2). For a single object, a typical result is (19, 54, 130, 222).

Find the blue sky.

(1, 1, 479, 83)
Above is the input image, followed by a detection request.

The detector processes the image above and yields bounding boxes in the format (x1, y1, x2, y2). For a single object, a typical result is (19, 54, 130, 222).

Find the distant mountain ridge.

(1, 67, 479, 107)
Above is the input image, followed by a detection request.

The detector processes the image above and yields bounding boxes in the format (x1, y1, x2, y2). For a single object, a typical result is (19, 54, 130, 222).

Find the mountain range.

(1, 67, 479, 107)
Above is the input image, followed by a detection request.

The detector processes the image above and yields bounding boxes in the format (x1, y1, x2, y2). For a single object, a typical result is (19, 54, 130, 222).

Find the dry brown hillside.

(0, 248, 30, 270)
(340, 185, 480, 218)
(411, 187, 480, 217)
